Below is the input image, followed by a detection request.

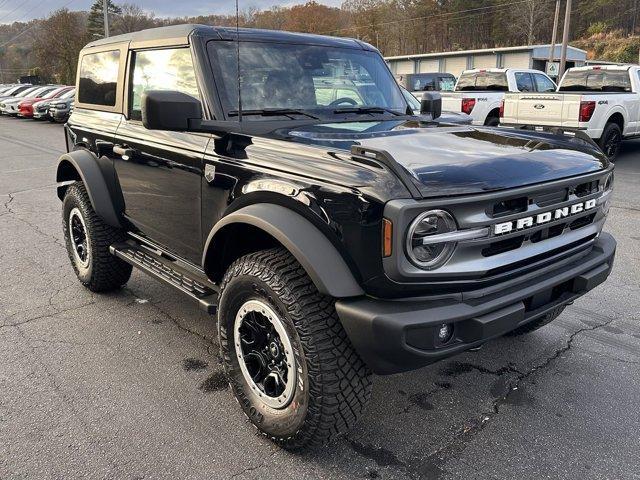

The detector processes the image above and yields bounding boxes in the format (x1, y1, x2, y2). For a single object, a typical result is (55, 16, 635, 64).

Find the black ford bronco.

(57, 25, 616, 449)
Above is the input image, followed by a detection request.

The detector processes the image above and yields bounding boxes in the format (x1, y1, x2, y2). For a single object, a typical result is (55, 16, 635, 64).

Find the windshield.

(559, 69, 632, 92)
(61, 89, 76, 99)
(208, 41, 407, 119)
(455, 71, 508, 91)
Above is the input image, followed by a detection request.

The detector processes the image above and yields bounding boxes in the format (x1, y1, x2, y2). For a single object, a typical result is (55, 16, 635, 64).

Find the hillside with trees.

(1, 0, 639, 83)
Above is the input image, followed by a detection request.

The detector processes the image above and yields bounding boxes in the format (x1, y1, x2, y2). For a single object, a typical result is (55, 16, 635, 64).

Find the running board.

(109, 242, 218, 314)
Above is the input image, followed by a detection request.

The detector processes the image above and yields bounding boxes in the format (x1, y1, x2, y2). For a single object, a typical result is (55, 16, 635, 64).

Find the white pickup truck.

(501, 65, 640, 159)
(441, 68, 557, 126)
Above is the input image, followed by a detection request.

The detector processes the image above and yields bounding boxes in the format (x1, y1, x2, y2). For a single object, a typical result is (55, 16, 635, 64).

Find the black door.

(112, 47, 209, 264)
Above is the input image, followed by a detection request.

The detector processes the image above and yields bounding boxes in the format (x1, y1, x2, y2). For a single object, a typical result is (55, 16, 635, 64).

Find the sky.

(0, 0, 344, 24)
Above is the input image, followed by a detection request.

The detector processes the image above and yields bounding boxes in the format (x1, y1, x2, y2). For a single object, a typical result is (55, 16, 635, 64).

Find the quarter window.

(129, 48, 200, 120)
(78, 50, 120, 106)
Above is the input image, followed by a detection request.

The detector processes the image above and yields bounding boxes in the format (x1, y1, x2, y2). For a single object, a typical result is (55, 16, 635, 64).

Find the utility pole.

(548, 0, 561, 66)
(558, 0, 572, 80)
(103, 0, 110, 38)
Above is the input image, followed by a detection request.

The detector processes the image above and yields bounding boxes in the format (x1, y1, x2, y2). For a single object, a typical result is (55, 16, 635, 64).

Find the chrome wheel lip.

(233, 299, 296, 409)
(69, 207, 90, 268)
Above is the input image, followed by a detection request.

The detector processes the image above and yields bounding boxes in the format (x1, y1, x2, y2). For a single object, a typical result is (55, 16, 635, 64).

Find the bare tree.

(113, 3, 157, 34)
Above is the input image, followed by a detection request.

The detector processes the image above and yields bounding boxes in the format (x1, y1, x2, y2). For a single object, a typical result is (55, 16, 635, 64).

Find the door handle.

(113, 144, 135, 160)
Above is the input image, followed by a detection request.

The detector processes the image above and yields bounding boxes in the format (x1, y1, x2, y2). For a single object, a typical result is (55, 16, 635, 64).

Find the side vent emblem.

(204, 164, 216, 183)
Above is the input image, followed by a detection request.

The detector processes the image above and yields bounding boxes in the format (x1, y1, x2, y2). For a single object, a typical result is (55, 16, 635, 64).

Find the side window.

(129, 48, 200, 121)
(438, 76, 456, 91)
(533, 74, 556, 92)
(514, 72, 534, 92)
(78, 50, 120, 106)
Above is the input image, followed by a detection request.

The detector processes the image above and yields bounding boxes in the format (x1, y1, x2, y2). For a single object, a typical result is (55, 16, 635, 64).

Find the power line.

(323, 0, 555, 35)
(0, 0, 77, 49)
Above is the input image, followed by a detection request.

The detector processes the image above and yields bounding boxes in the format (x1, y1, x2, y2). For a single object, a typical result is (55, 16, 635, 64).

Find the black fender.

(203, 203, 365, 298)
(55, 150, 123, 228)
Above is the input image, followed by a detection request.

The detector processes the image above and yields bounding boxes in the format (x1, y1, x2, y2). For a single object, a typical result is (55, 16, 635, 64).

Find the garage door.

(501, 52, 531, 69)
(394, 60, 415, 75)
(444, 56, 468, 77)
(473, 54, 497, 69)
(418, 59, 440, 73)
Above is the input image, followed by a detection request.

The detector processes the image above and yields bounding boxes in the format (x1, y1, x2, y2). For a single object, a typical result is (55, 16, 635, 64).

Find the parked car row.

(0, 83, 75, 122)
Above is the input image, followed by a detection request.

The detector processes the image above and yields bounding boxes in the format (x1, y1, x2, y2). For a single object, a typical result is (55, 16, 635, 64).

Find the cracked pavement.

(1, 116, 640, 479)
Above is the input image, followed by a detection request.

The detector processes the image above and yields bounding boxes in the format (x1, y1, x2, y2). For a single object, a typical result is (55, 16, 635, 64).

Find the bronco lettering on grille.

(494, 199, 597, 235)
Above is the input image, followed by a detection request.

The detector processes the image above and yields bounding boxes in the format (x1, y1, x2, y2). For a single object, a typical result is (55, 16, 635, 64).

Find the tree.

(32, 9, 89, 84)
(87, 0, 122, 39)
(113, 3, 157, 34)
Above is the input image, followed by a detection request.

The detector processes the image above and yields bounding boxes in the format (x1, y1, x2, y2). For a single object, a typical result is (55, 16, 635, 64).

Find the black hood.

(282, 120, 608, 198)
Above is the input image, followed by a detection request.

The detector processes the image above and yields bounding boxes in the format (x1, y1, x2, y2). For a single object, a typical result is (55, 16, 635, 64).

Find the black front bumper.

(336, 233, 616, 375)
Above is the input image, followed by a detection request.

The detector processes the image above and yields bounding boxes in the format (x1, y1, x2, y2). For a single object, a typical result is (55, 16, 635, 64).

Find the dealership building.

(385, 44, 588, 78)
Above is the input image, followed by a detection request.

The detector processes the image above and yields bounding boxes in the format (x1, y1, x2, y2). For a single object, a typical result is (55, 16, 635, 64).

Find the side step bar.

(109, 241, 218, 314)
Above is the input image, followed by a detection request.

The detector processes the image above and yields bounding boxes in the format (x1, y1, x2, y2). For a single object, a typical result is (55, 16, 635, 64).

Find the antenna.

(235, 0, 243, 124)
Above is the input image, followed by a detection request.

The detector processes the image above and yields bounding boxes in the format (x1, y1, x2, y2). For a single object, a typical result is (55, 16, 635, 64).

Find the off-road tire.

(218, 248, 372, 450)
(597, 122, 622, 160)
(507, 305, 566, 336)
(62, 182, 132, 292)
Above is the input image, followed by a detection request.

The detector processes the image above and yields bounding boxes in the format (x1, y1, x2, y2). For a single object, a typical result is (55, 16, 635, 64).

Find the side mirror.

(142, 90, 202, 131)
(420, 91, 442, 119)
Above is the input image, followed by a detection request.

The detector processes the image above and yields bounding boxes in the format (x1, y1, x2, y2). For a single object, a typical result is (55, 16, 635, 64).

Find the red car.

(18, 86, 73, 118)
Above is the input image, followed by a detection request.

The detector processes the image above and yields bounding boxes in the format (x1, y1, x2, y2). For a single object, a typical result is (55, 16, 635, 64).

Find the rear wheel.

(598, 122, 622, 160)
(218, 248, 372, 450)
(485, 116, 500, 127)
(507, 305, 566, 336)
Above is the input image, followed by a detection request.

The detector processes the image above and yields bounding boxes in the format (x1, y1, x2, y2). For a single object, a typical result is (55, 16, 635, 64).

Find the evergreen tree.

(87, 0, 122, 39)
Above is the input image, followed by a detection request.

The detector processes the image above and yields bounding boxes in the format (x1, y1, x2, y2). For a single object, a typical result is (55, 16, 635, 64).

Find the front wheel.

(62, 182, 132, 292)
(218, 248, 372, 450)
(598, 122, 622, 160)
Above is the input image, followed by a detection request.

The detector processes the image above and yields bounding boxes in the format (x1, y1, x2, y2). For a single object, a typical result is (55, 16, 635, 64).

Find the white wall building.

(385, 44, 588, 78)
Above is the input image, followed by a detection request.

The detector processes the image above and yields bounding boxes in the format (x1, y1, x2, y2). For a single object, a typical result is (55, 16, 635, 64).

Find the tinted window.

(559, 69, 632, 92)
(407, 74, 437, 91)
(514, 72, 534, 92)
(208, 41, 406, 117)
(78, 50, 120, 106)
(438, 76, 456, 91)
(455, 72, 508, 91)
(129, 48, 200, 120)
(533, 73, 556, 92)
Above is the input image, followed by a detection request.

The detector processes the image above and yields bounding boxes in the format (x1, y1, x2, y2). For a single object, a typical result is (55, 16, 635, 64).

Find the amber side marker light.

(382, 218, 393, 257)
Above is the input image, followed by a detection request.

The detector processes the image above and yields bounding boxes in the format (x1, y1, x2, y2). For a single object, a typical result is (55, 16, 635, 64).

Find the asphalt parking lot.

(1, 115, 639, 480)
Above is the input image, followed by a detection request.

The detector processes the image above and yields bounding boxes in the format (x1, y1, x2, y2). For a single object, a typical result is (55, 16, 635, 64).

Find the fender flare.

(203, 204, 365, 298)
(56, 150, 122, 228)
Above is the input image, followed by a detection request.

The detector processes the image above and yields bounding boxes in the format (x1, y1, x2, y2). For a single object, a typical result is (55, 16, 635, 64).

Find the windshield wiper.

(228, 108, 319, 119)
(333, 106, 403, 116)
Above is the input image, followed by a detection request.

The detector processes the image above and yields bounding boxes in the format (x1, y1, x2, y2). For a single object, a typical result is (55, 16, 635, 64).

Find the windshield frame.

(206, 39, 410, 122)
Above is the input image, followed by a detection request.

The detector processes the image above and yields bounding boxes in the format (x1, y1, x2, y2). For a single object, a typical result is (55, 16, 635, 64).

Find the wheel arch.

(56, 150, 123, 228)
(203, 203, 365, 298)
(606, 111, 624, 131)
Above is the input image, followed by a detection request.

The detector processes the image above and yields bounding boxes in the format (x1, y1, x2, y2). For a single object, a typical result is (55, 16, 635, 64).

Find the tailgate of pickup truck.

(503, 93, 581, 127)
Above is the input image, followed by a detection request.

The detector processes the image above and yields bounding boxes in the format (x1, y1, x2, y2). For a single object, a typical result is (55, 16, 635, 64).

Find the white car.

(501, 65, 640, 159)
(441, 68, 557, 126)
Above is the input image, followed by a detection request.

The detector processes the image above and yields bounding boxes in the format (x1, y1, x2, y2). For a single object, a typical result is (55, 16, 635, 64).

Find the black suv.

(56, 25, 616, 449)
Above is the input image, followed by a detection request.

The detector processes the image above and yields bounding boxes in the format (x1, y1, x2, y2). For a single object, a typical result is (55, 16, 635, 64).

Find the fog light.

(436, 323, 454, 344)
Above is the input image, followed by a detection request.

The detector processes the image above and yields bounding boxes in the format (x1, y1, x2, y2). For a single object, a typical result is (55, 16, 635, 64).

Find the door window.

(533, 73, 557, 92)
(514, 72, 534, 92)
(78, 50, 120, 106)
(129, 48, 200, 121)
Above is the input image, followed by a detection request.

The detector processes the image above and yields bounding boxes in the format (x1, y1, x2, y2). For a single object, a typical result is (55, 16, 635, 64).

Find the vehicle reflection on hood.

(282, 120, 608, 198)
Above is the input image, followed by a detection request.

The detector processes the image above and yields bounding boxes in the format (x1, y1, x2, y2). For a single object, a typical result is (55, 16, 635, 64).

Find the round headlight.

(406, 210, 457, 269)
